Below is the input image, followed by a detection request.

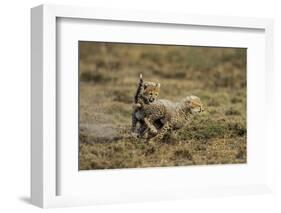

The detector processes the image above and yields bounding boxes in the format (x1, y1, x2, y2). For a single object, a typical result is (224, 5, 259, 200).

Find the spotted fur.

(131, 74, 160, 135)
(138, 95, 204, 141)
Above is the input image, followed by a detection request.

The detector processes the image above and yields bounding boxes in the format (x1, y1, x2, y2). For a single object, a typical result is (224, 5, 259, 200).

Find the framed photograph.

(31, 4, 274, 208)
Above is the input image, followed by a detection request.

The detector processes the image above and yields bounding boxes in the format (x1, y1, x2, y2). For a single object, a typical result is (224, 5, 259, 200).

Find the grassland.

(79, 42, 247, 170)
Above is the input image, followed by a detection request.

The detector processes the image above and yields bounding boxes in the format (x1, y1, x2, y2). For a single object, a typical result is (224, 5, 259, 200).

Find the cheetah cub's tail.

(134, 73, 144, 104)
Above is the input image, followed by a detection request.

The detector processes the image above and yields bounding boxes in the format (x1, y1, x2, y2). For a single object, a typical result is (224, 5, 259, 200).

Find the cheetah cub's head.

(183, 95, 204, 114)
(142, 81, 160, 103)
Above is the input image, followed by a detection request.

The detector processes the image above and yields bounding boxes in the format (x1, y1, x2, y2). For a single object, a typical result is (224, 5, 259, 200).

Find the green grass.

(79, 42, 247, 170)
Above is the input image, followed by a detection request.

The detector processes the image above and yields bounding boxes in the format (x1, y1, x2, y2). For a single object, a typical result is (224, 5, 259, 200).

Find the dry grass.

(79, 42, 247, 170)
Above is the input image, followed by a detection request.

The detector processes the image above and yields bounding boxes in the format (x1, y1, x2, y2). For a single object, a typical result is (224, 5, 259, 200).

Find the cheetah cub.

(140, 95, 204, 141)
(131, 74, 160, 137)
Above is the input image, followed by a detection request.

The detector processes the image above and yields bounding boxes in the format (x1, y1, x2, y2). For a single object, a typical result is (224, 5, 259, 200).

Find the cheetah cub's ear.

(143, 82, 148, 89)
(156, 82, 161, 88)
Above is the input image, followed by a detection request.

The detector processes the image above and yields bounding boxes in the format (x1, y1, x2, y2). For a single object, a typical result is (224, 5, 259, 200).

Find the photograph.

(79, 41, 247, 170)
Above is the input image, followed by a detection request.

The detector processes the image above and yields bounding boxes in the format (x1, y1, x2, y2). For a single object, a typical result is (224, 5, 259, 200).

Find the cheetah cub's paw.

(150, 127, 158, 135)
(131, 131, 139, 138)
(132, 103, 142, 110)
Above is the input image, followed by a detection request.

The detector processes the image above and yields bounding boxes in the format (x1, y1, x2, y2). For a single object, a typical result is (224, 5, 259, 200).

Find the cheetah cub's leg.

(132, 103, 142, 110)
(131, 112, 138, 134)
(144, 117, 158, 135)
(152, 121, 170, 141)
(138, 120, 148, 138)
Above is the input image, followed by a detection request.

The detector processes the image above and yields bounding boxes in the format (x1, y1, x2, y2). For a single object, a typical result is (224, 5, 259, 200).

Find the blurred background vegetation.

(79, 41, 246, 170)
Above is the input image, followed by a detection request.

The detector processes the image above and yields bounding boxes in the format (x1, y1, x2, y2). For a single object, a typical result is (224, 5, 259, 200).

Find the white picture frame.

(31, 4, 274, 208)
